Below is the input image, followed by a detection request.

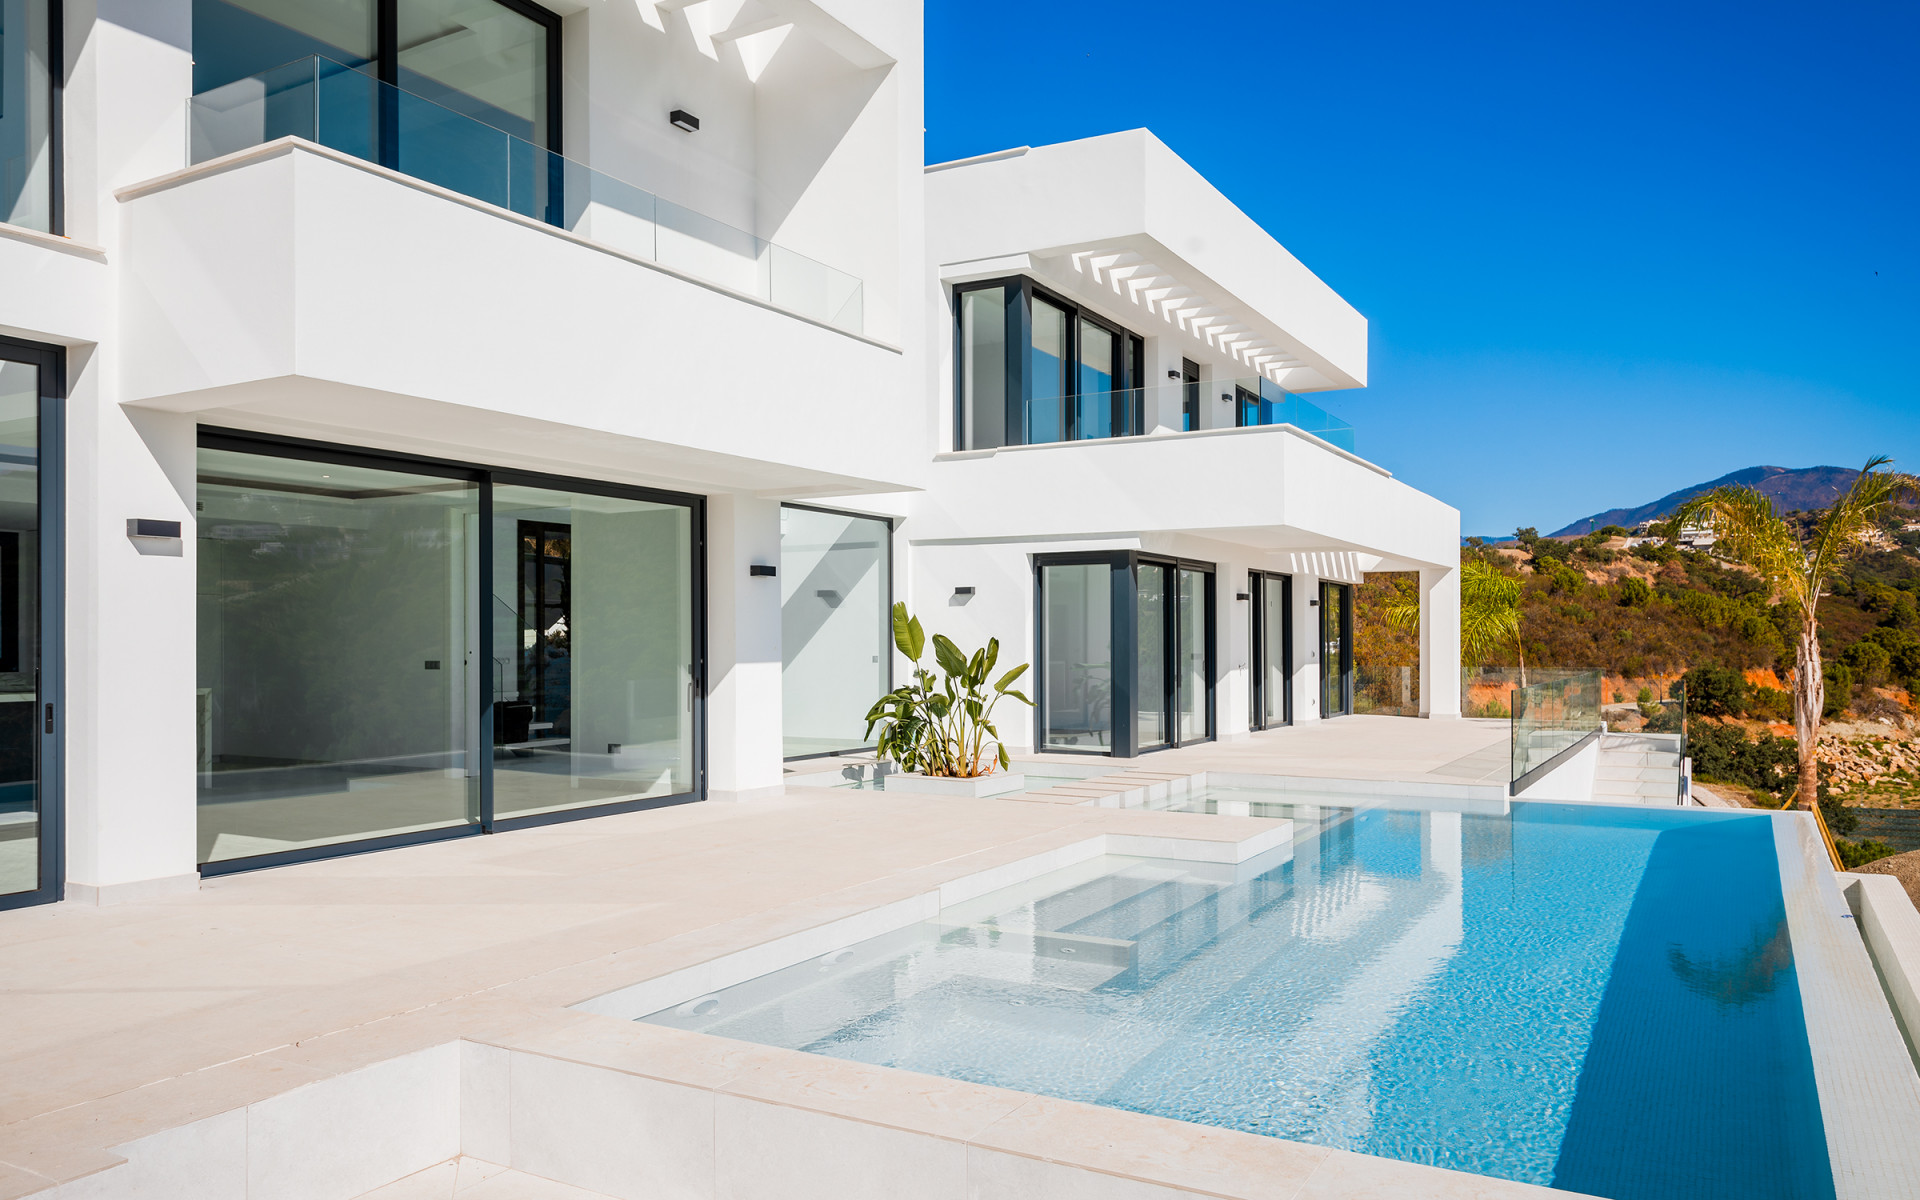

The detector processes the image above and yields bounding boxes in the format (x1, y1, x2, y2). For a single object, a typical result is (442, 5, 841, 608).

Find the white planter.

(886, 772, 1026, 798)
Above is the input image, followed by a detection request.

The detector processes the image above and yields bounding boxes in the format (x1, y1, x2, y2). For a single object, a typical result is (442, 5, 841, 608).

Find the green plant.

(1618, 577, 1653, 607)
(1390, 558, 1526, 683)
(1637, 686, 1654, 705)
(864, 604, 1032, 779)
(1823, 663, 1855, 719)
(1748, 686, 1792, 721)
(1690, 720, 1799, 800)
(1674, 457, 1920, 809)
(1682, 663, 1749, 718)
(1836, 838, 1897, 869)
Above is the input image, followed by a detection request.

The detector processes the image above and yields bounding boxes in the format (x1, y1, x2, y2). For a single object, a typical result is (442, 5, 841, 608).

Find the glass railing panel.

(1510, 669, 1604, 785)
(186, 55, 865, 335)
(189, 57, 323, 164)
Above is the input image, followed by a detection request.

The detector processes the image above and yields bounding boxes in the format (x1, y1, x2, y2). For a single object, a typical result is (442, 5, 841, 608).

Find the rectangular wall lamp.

(670, 109, 700, 132)
(749, 564, 776, 577)
(954, 586, 975, 596)
(127, 519, 181, 539)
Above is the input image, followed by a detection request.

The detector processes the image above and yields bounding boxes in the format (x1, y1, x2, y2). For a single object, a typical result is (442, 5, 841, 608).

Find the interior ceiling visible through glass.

(398, 0, 545, 131)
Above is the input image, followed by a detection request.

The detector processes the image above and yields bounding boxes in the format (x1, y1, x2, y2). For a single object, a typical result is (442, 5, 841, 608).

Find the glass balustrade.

(187, 55, 864, 334)
(1510, 669, 1604, 787)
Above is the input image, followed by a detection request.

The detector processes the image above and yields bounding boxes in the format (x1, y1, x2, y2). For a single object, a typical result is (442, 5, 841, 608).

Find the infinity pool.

(643, 802, 1832, 1200)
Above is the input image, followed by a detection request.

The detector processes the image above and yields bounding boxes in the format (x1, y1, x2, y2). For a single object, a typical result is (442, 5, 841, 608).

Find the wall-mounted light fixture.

(669, 109, 700, 132)
(1166, 369, 1181, 380)
(953, 586, 975, 596)
(1235, 592, 1250, 601)
(1220, 391, 1234, 404)
(1309, 598, 1320, 606)
(127, 519, 181, 539)
(749, 564, 776, 578)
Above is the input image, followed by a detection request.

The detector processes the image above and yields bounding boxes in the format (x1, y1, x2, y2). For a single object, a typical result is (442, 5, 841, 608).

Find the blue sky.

(925, 0, 1919, 537)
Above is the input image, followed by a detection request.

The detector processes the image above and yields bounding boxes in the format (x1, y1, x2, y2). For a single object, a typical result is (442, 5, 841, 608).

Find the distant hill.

(1550, 466, 1861, 537)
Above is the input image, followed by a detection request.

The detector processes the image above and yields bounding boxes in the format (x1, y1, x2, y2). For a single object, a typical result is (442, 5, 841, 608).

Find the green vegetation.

(864, 604, 1032, 778)
(1675, 457, 1919, 807)
(1837, 838, 1898, 868)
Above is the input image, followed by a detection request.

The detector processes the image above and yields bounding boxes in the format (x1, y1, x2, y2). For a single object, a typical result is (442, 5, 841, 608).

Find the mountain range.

(1546, 466, 1862, 538)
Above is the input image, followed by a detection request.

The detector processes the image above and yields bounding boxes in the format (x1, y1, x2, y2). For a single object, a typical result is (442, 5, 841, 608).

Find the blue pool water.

(642, 802, 1832, 1200)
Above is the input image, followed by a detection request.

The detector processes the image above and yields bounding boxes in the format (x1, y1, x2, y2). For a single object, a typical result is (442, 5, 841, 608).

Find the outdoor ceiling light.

(670, 109, 700, 132)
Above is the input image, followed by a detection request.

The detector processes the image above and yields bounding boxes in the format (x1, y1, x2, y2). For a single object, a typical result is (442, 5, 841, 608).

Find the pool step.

(1591, 734, 1683, 804)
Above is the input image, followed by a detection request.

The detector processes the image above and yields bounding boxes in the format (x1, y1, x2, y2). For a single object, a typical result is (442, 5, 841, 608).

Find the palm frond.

(1807, 457, 1920, 594)
(1672, 486, 1809, 606)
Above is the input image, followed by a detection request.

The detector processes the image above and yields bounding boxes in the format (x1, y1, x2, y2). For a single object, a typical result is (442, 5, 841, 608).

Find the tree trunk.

(1793, 615, 1823, 811)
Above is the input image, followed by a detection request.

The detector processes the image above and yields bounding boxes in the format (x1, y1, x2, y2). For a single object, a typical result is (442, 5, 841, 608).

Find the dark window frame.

(1180, 358, 1200, 432)
(778, 500, 895, 763)
(194, 425, 707, 875)
(952, 276, 1149, 451)
(1319, 580, 1354, 718)
(1031, 551, 1215, 759)
(0, 334, 65, 912)
(1249, 570, 1293, 731)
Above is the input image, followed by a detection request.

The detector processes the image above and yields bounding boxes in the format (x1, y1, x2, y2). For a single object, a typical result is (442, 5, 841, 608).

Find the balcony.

(966, 373, 1356, 453)
(188, 56, 864, 334)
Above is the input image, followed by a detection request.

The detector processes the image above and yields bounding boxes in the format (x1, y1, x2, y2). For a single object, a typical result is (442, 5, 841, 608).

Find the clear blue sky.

(925, 0, 1919, 538)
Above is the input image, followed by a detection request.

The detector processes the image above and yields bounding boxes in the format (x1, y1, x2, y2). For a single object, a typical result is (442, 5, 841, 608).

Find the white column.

(61, 1, 202, 903)
(1217, 562, 1251, 740)
(1293, 573, 1323, 723)
(1145, 341, 1184, 434)
(65, 390, 201, 902)
(706, 494, 784, 801)
(1419, 565, 1462, 718)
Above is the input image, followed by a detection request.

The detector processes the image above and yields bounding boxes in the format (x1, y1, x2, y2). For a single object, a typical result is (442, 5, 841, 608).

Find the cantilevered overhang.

(927, 131, 1366, 393)
(909, 425, 1458, 572)
(115, 141, 922, 499)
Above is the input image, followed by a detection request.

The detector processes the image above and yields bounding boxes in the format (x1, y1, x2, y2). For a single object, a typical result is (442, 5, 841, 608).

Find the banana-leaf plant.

(864, 603, 1033, 778)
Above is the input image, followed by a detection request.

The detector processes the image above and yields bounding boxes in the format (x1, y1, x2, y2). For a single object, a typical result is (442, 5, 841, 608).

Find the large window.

(1320, 581, 1352, 718)
(1250, 571, 1292, 730)
(0, 337, 58, 911)
(196, 433, 701, 873)
(1, 0, 57, 233)
(780, 505, 891, 759)
(193, 0, 560, 147)
(1036, 553, 1212, 757)
(955, 278, 1146, 451)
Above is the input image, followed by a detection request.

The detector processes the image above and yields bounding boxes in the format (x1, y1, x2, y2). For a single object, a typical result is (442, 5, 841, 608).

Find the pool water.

(643, 802, 1832, 1200)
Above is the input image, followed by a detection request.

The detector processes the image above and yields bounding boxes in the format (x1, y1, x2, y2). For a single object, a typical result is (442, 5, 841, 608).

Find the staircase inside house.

(1592, 732, 1686, 805)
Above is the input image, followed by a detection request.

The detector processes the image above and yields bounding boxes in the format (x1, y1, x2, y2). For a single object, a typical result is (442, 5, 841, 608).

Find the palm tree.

(1388, 556, 1527, 685)
(1673, 457, 1917, 810)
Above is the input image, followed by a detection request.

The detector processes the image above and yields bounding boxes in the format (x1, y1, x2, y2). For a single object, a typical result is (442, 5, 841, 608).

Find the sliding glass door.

(1039, 560, 1112, 751)
(1251, 571, 1291, 730)
(490, 483, 695, 819)
(196, 432, 702, 874)
(1038, 553, 1211, 757)
(0, 338, 58, 910)
(1320, 581, 1352, 718)
(779, 504, 891, 759)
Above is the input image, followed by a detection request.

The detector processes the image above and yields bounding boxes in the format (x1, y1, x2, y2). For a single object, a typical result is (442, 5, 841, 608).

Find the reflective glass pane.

(192, 0, 377, 92)
(1261, 576, 1290, 727)
(490, 484, 694, 819)
(959, 287, 1007, 450)
(1135, 563, 1166, 750)
(1321, 582, 1348, 716)
(1042, 564, 1110, 751)
(1176, 569, 1208, 742)
(398, 0, 547, 145)
(196, 450, 479, 863)
(1028, 298, 1067, 445)
(781, 506, 890, 758)
(0, 360, 37, 897)
(1, 0, 55, 231)
(1075, 319, 1113, 440)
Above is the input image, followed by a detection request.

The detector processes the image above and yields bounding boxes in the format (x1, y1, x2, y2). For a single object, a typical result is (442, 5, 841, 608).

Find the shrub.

(1842, 639, 1892, 688)
(1618, 577, 1653, 607)
(1819, 793, 1859, 837)
(1747, 686, 1791, 721)
(1836, 838, 1896, 869)
(1689, 720, 1798, 799)
(1823, 663, 1855, 719)
(1682, 664, 1749, 718)
(1637, 685, 1654, 704)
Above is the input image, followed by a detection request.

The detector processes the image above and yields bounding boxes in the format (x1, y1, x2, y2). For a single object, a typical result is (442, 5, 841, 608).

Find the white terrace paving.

(0, 717, 1558, 1200)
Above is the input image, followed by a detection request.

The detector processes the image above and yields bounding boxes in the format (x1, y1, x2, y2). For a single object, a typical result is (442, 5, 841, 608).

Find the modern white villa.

(5, 5, 1919, 1200)
(0, 0, 1461, 910)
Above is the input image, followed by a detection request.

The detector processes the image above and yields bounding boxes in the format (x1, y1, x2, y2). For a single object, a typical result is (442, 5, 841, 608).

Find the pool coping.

(1774, 811, 1920, 1199)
